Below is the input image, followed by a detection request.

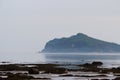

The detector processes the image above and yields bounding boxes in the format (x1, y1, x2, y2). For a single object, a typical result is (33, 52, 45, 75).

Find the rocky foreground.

(0, 62, 120, 80)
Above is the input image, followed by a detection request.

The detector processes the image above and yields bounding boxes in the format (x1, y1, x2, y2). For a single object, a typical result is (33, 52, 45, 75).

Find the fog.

(0, 0, 120, 54)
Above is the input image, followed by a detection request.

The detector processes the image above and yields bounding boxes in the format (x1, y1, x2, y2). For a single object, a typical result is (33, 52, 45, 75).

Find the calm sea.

(45, 53, 120, 68)
(1, 52, 120, 67)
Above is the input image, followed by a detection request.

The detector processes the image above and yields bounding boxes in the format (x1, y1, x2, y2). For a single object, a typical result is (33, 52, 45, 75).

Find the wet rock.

(114, 77, 120, 80)
(28, 68, 39, 74)
(92, 61, 103, 66)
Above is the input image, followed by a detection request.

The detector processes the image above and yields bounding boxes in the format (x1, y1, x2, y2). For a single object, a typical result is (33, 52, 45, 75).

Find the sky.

(0, 0, 120, 54)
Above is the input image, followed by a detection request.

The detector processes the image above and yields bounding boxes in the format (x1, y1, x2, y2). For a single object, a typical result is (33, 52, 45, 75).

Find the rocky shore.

(0, 62, 120, 80)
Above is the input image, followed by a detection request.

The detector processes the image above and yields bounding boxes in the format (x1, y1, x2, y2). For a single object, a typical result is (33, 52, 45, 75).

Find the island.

(42, 33, 120, 53)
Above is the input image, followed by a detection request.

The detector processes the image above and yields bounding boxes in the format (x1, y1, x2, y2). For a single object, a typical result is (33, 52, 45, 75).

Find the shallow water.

(44, 53, 120, 67)
(1, 52, 120, 67)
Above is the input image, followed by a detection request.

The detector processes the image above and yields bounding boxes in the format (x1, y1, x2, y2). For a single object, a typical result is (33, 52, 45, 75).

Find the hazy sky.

(0, 0, 120, 53)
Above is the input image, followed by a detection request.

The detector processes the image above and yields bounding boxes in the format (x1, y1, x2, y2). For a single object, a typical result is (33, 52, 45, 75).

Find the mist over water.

(1, 0, 120, 67)
(0, 52, 46, 64)
(1, 52, 120, 68)
(45, 53, 120, 68)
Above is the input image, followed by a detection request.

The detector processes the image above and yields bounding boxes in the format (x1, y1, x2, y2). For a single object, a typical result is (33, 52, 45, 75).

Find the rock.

(28, 68, 39, 74)
(92, 61, 103, 66)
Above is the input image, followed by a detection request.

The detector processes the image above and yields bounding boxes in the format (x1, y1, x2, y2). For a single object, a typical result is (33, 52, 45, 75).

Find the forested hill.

(42, 33, 120, 53)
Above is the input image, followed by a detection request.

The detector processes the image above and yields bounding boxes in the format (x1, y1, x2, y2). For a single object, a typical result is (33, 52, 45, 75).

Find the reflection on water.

(1, 52, 120, 68)
(44, 53, 120, 67)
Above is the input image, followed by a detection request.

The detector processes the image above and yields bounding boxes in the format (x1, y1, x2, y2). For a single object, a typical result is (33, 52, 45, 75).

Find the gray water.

(1, 52, 120, 67)
(0, 52, 45, 64)
(45, 53, 120, 67)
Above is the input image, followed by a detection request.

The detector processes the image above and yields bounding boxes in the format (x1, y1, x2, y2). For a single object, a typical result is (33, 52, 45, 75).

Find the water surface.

(1, 52, 120, 68)
(44, 53, 120, 67)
